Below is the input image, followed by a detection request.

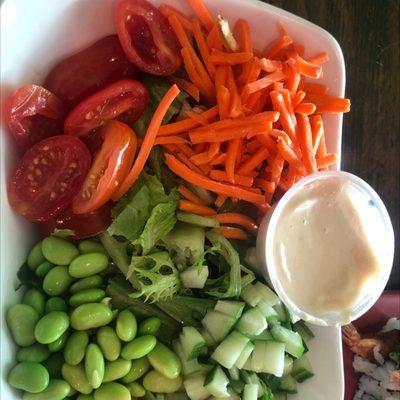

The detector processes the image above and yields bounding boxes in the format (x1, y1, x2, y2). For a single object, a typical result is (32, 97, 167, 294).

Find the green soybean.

(103, 358, 132, 382)
(94, 382, 130, 400)
(85, 344, 104, 389)
(147, 342, 181, 379)
(45, 297, 68, 313)
(6, 304, 39, 346)
(61, 363, 93, 395)
(67, 386, 77, 398)
(70, 276, 103, 294)
(69, 253, 108, 278)
(70, 303, 113, 331)
(116, 310, 137, 342)
(34, 311, 69, 344)
(64, 331, 89, 365)
(121, 357, 151, 383)
(142, 370, 182, 393)
(43, 266, 74, 296)
(138, 317, 161, 336)
(27, 242, 45, 271)
(42, 236, 79, 265)
(8, 362, 50, 393)
(22, 379, 71, 400)
(127, 382, 146, 397)
(70, 288, 105, 307)
(17, 344, 50, 363)
(43, 353, 64, 378)
(22, 288, 46, 316)
(121, 335, 156, 360)
(96, 326, 121, 361)
(77, 395, 94, 400)
(78, 240, 107, 255)
(48, 330, 70, 352)
(35, 261, 55, 277)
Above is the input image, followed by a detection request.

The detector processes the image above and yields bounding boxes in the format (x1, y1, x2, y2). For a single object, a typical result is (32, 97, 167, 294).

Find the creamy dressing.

(273, 176, 385, 317)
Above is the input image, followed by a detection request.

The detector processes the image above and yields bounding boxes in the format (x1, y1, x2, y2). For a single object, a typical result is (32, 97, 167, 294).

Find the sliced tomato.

(4, 84, 66, 149)
(38, 203, 112, 240)
(8, 135, 91, 222)
(64, 79, 147, 136)
(72, 120, 137, 214)
(44, 35, 137, 107)
(115, 0, 181, 76)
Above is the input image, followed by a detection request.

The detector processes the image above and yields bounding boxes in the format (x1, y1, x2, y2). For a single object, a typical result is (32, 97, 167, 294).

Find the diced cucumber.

(263, 341, 285, 377)
(251, 340, 268, 373)
(236, 308, 267, 336)
(176, 211, 220, 228)
(243, 384, 258, 400)
(172, 340, 203, 376)
(251, 329, 273, 341)
(283, 355, 293, 377)
(279, 374, 298, 393)
(180, 326, 206, 360)
(235, 341, 255, 369)
(273, 391, 288, 400)
(291, 355, 314, 382)
(202, 310, 236, 343)
(180, 265, 209, 289)
(270, 325, 304, 359)
(211, 330, 250, 369)
(166, 393, 190, 400)
(241, 283, 262, 306)
(230, 379, 244, 394)
(254, 282, 280, 307)
(209, 389, 240, 400)
(285, 306, 301, 324)
(183, 373, 210, 400)
(257, 300, 280, 325)
(260, 374, 280, 391)
(293, 321, 314, 343)
(204, 366, 229, 397)
(240, 372, 263, 397)
(242, 357, 252, 370)
(214, 300, 245, 320)
(228, 366, 240, 381)
(200, 328, 215, 347)
(273, 303, 287, 322)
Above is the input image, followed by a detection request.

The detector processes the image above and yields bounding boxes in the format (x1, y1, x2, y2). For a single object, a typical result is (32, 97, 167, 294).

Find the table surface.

(265, 0, 400, 289)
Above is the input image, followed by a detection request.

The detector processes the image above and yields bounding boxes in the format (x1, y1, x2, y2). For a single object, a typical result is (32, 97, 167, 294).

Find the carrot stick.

(237, 147, 270, 175)
(294, 54, 322, 78)
(226, 66, 243, 118)
(310, 114, 324, 154)
(210, 170, 254, 187)
(297, 114, 317, 174)
(316, 153, 337, 169)
(316, 129, 327, 159)
(215, 194, 227, 208)
(293, 42, 305, 57)
(194, 143, 206, 153)
(186, 110, 208, 126)
(206, 24, 224, 51)
(307, 52, 329, 65)
(154, 136, 188, 145)
(246, 138, 261, 154)
(265, 35, 293, 59)
(208, 142, 220, 158)
(210, 152, 227, 166)
(159, 4, 193, 32)
(270, 91, 297, 144)
(168, 76, 200, 102)
(278, 165, 297, 191)
(315, 103, 351, 114)
(255, 134, 277, 155)
(208, 49, 253, 65)
(112, 85, 180, 200)
(186, 0, 214, 31)
(258, 58, 283, 73)
(216, 85, 230, 119)
(225, 138, 242, 183)
(286, 58, 300, 93)
(291, 90, 306, 108)
(190, 151, 213, 166)
(281, 89, 296, 125)
(234, 19, 252, 52)
(179, 199, 216, 216)
(212, 213, 258, 234)
(301, 82, 328, 95)
(276, 139, 306, 175)
(178, 184, 205, 205)
(255, 178, 276, 194)
(175, 151, 205, 175)
(243, 69, 287, 96)
(176, 142, 195, 157)
(214, 226, 249, 240)
(295, 102, 316, 115)
(305, 93, 351, 108)
(165, 154, 266, 204)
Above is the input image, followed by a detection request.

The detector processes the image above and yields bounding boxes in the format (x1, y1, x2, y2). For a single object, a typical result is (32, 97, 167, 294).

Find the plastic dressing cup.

(257, 171, 394, 326)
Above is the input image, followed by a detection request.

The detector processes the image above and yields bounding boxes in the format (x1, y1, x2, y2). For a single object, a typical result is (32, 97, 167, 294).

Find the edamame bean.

(42, 236, 79, 265)
(22, 288, 46, 316)
(67, 386, 77, 398)
(94, 382, 130, 400)
(48, 330, 70, 352)
(69, 253, 108, 278)
(6, 304, 39, 346)
(27, 242, 45, 271)
(17, 344, 50, 363)
(127, 382, 146, 397)
(96, 326, 121, 361)
(77, 395, 94, 400)
(138, 317, 161, 336)
(70, 276, 103, 294)
(70, 288, 105, 307)
(43, 354, 64, 378)
(61, 363, 93, 395)
(116, 310, 137, 342)
(22, 379, 71, 400)
(121, 335, 156, 360)
(8, 362, 49, 393)
(45, 297, 68, 313)
(36, 261, 55, 277)
(147, 342, 181, 379)
(70, 303, 113, 331)
(34, 311, 69, 344)
(64, 331, 89, 365)
(103, 359, 132, 382)
(85, 344, 104, 389)
(121, 357, 151, 383)
(78, 240, 107, 255)
(142, 370, 182, 393)
(43, 266, 74, 296)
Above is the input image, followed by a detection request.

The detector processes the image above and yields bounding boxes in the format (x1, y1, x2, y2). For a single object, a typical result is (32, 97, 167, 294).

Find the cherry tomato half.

(72, 120, 137, 214)
(38, 203, 112, 240)
(8, 135, 91, 222)
(4, 84, 66, 149)
(44, 35, 137, 107)
(64, 79, 148, 136)
(115, 0, 181, 76)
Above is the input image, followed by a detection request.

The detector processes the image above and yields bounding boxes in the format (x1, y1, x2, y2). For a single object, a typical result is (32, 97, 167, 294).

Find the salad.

(4, 0, 351, 399)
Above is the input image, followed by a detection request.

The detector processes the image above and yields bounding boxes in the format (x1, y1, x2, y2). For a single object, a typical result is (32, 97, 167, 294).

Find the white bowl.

(1, 0, 345, 398)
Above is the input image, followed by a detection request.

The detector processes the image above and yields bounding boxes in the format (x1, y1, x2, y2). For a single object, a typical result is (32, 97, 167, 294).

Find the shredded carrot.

(194, 143, 206, 153)
(255, 134, 277, 155)
(265, 35, 293, 59)
(281, 89, 296, 125)
(293, 42, 305, 57)
(278, 165, 297, 191)
(190, 151, 213, 165)
(215, 194, 227, 208)
(186, 110, 208, 126)
(243, 69, 287, 96)
(179, 199, 216, 216)
(226, 66, 243, 118)
(276, 139, 306, 175)
(178, 184, 205, 205)
(295, 102, 316, 115)
(159, 4, 193, 31)
(294, 54, 322, 78)
(206, 24, 224, 51)
(237, 147, 270, 175)
(215, 226, 249, 240)
(186, 0, 214, 31)
(286, 58, 300, 93)
(270, 91, 297, 144)
(210, 170, 254, 187)
(291, 90, 306, 108)
(235, 19, 252, 52)
(255, 178, 276, 194)
(225, 138, 242, 183)
(208, 49, 253, 65)
(208, 142, 220, 158)
(315, 103, 351, 114)
(310, 114, 324, 154)
(307, 52, 329, 65)
(316, 130, 327, 160)
(174, 150, 205, 175)
(317, 153, 338, 169)
(155, 136, 188, 145)
(176, 142, 195, 157)
(210, 152, 227, 166)
(168, 76, 200, 102)
(301, 82, 328, 95)
(258, 58, 283, 73)
(213, 213, 258, 234)
(297, 115, 317, 174)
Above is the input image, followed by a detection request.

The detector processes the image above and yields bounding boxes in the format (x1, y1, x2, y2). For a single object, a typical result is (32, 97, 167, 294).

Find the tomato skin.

(8, 135, 91, 222)
(44, 35, 137, 107)
(72, 120, 137, 214)
(64, 79, 148, 137)
(115, 0, 181, 76)
(4, 84, 66, 149)
(38, 203, 112, 240)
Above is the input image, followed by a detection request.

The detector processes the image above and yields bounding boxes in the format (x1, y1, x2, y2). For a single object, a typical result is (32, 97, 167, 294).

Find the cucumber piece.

(230, 379, 245, 394)
(166, 393, 190, 400)
(204, 366, 229, 398)
(270, 325, 304, 359)
(228, 366, 240, 381)
(240, 283, 262, 306)
(260, 374, 280, 391)
(251, 340, 267, 373)
(209, 389, 240, 400)
(291, 355, 314, 382)
(183, 373, 210, 400)
(243, 384, 258, 400)
(251, 329, 273, 341)
(200, 328, 215, 347)
(263, 341, 285, 377)
(211, 330, 250, 369)
(235, 341, 255, 369)
(180, 326, 206, 360)
(285, 306, 301, 324)
(283, 355, 293, 377)
(202, 310, 236, 343)
(236, 308, 267, 336)
(273, 391, 288, 400)
(240, 372, 263, 397)
(273, 303, 287, 322)
(214, 300, 245, 320)
(180, 265, 209, 289)
(293, 321, 314, 343)
(257, 300, 280, 325)
(176, 211, 220, 228)
(279, 374, 298, 393)
(172, 340, 203, 376)
(253, 282, 280, 307)
(242, 357, 252, 370)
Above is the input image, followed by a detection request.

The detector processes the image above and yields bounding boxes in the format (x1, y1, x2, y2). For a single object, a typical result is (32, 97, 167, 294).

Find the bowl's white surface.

(1, 0, 345, 398)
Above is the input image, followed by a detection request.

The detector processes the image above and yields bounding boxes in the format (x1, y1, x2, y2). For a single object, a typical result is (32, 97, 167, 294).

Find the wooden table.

(265, 0, 400, 289)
